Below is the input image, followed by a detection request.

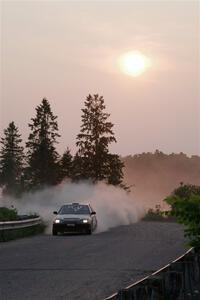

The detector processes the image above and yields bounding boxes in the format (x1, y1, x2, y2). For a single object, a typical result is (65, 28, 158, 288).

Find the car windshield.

(59, 204, 90, 215)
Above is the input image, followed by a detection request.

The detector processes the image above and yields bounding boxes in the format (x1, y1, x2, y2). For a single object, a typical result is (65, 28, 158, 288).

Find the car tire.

(52, 227, 58, 236)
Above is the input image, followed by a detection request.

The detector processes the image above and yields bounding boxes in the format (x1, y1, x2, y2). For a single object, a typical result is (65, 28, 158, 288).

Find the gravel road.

(0, 221, 186, 300)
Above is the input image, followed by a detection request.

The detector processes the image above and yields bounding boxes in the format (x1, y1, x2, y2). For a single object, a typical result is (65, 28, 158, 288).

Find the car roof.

(62, 203, 90, 206)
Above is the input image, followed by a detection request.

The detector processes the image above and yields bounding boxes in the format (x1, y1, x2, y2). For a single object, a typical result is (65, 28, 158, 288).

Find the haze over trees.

(123, 151, 200, 208)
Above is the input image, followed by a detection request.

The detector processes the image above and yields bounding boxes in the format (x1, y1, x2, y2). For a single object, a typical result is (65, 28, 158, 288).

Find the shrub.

(143, 205, 176, 222)
(0, 207, 18, 221)
(165, 184, 200, 249)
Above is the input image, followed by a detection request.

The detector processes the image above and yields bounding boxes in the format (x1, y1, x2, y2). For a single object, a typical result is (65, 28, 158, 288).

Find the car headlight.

(82, 219, 88, 223)
(55, 219, 61, 224)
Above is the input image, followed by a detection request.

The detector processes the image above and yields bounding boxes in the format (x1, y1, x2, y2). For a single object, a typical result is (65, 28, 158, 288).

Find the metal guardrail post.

(118, 289, 130, 300)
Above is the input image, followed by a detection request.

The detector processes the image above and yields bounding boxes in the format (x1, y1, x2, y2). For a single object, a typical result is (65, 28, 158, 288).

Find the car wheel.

(52, 227, 58, 236)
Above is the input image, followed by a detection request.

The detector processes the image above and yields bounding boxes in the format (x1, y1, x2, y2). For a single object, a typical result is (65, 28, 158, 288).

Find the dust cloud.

(0, 182, 144, 234)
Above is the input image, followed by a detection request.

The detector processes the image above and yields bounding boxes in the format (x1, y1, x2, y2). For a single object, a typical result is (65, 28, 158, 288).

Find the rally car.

(52, 203, 97, 235)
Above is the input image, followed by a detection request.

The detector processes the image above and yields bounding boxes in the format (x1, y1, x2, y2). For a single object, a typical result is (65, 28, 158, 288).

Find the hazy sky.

(1, 0, 199, 156)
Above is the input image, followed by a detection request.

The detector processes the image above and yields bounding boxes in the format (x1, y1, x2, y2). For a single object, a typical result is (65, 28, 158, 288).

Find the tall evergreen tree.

(71, 153, 89, 182)
(0, 122, 24, 196)
(107, 154, 124, 186)
(59, 148, 73, 181)
(73, 94, 124, 185)
(26, 98, 60, 189)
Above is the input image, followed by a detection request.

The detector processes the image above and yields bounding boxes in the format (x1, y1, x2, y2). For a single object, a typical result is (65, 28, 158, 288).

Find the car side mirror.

(91, 211, 96, 215)
(53, 211, 58, 215)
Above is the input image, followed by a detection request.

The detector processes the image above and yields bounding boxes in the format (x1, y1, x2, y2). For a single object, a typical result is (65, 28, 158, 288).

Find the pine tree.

(59, 148, 73, 181)
(107, 154, 124, 186)
(71, 153, 89, 182)
(0, 122, 24, 196)
(74, 94, 124, 185)
(26, 98, 60, 189)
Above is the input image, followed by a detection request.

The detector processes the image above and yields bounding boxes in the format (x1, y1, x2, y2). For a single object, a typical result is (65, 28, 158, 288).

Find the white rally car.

(52, 203, 97, 235)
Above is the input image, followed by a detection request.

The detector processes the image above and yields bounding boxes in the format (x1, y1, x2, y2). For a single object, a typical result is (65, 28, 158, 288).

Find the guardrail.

(105, 248, 200, 300)
(0, 217, 41, 231)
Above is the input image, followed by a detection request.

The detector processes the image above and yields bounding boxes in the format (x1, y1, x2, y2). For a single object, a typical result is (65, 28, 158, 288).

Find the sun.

(119, 51, 151, 77)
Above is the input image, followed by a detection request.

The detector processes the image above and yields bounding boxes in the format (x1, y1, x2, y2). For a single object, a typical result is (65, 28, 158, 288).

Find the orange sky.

(1, 1, 199, 156)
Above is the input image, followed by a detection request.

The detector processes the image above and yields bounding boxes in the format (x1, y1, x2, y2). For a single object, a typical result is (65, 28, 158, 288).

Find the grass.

(0, 223, 45, 242)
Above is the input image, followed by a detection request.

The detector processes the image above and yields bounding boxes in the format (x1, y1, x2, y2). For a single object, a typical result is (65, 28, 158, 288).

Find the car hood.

(55, 214, 91, 220)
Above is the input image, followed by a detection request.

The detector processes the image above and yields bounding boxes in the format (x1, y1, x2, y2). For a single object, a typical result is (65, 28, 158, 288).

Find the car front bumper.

(53, 222, 91, 233)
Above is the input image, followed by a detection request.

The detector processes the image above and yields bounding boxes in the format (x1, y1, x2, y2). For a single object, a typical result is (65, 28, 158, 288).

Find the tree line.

(0, 94, 124, 197)
(122, 151, 200, 204)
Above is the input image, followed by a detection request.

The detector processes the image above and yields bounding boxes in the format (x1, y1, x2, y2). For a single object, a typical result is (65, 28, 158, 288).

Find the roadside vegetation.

(0, 207, 18, 221)
(143, 184, 200, 250)
(142, 205, 176, 222)
(0, 207, 39, 222)
(0, 207, 45, 242)
(165, 184, 200, 250)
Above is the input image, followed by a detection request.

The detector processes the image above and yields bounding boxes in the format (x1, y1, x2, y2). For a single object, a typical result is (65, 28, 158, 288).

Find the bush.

(0, 207, 18, 221)
(143, 205, 176, 222)
(165, 184, 200, 249)
(173, 183, 200, 199)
